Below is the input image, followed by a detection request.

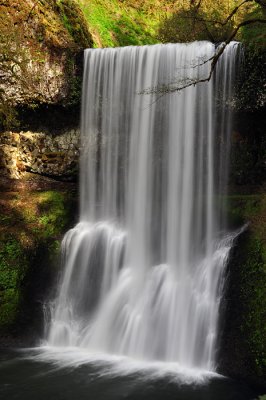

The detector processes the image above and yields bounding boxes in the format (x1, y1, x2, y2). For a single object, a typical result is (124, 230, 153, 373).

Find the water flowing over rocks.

(47, 42, 240, 373)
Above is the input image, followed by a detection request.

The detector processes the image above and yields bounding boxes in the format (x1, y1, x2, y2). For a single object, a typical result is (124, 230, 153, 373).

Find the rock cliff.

(0, 0, 93, 129)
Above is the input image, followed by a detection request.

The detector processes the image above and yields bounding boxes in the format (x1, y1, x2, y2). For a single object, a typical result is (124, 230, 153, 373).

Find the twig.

(140, 18, 266, 96)
(27, 0, 39, 22)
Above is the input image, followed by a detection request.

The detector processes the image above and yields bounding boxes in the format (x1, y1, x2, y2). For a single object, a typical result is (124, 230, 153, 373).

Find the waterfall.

(47, 42, 239, 372)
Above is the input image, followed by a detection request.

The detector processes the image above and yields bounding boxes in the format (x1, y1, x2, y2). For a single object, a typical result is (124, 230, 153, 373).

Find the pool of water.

(0, 348, 259, 400)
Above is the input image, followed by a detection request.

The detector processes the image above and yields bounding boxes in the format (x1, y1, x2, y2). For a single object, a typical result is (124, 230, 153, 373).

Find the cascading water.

(47, 42, 240, 372)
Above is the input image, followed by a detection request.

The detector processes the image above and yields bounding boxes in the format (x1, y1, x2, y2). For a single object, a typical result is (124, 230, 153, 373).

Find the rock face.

(0, 0, 92, 179)
(0, 0, 93, 129)
(0, 130, 79, 180)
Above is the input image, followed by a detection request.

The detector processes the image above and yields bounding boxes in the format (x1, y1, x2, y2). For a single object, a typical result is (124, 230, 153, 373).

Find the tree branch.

(26, 0, 39, 23)
(218, 0, 254, 26)
(141, 18, 266, 96)
(190, 0, 203, 10)
(176, 0, 255, 27)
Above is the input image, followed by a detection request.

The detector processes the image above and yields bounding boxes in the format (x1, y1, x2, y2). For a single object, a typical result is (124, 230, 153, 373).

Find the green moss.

(0, 188, 77, 332)
(225, 194, 266, 380)
(0, 238, 27, 328)
(55, 0, 93, 48)
(0, 0, 93, 125)
(77, 0, 159, 47)
(74, 0, 266, 49)
(37, 191, 72, 237)
(242, 236, 266, 376)
(227, 195, 265, 230)
(0, 289, 19, 327)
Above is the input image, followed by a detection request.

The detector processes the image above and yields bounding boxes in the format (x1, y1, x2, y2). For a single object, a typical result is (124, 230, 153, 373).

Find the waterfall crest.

(47, 42, 239, 371)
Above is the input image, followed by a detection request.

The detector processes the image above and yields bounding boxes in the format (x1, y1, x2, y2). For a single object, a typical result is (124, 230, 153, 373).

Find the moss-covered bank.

(0, 177, 78, 344)
(220, 194, 266, 390)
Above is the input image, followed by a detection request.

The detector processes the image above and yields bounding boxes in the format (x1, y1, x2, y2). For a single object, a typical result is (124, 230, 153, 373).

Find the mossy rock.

(219, 194, 266, 390)
(0, 0, 93, 130)
(0, 182, 78, 340)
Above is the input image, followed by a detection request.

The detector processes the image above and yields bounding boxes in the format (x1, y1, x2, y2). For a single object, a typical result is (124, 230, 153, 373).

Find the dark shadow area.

(0, 178, 78, 347)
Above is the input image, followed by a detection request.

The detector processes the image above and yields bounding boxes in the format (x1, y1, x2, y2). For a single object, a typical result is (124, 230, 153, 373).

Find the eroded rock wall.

(0, 0, 93, 130)
(0, 130, 79, 180)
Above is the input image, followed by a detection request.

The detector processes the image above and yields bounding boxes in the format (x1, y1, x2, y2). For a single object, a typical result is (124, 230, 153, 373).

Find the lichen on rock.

(0, 0, 93, 130)
(0, 179, 78, 341)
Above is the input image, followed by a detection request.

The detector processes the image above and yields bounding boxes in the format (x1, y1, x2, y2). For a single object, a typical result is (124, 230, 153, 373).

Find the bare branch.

(218, 0, 254, 26)
(27, 0, 39, 23)
(175, 0, 255, 27)
(190, 0, 203, 10)
(224, 17, 266, 42)
(141, 18, 266, 96)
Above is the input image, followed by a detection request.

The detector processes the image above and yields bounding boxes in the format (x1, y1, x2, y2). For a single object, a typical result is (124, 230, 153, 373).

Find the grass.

(76, 0, 161, 47)
(75, 0, 266, 49)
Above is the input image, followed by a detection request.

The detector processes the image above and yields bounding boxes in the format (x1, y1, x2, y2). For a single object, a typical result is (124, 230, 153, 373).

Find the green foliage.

(55, 0, 93, 48)
(77, 0, 159, 47)
(0, 289, 19, 327)
(37, 191, 71, 237)
(0, 238, 26, 328)
(0, 189, 76, 332)
(240, 4, 266, 49)
(227, 195, 265, 234)
(0, 0, 264, 126)
(158, 7, 234, 43)
(158, 0, 265, 45)
(0, 239, 25, 287)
